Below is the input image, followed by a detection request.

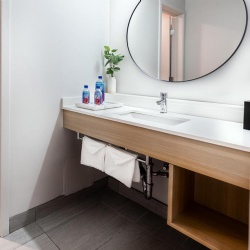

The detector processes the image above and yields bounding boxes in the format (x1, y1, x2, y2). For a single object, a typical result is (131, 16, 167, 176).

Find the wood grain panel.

(168, 203, 248, 250)
(168, 164, 194, 222)
(63, 110, 250, 189)
(194, 174, 249, 224)
(168, 165, 248, 250)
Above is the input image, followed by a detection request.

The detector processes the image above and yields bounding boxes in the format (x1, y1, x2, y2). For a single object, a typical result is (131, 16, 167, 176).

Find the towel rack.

(76, 132, 168, 200)
(77, 132, 84, 141)
(77, 133, 147, 164)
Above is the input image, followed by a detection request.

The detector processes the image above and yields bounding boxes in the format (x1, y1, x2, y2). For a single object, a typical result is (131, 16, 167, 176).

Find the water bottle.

(95, 76, 105, 102)
(94, 86, 103, 105)
(82, 85, 90, 104)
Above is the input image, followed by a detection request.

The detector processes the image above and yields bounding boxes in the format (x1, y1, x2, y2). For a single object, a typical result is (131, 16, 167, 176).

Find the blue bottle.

(82, 85, 90, 104)
(94, 86, 103, 105)
(95, 76, 105, 102)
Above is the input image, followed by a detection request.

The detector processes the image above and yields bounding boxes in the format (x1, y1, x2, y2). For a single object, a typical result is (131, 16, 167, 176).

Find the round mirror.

(127, 0, 248, 82)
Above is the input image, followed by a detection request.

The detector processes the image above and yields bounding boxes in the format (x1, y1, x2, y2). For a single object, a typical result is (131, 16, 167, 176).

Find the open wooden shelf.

(168, 164, 249, 250)
(168, 202, 248, 250)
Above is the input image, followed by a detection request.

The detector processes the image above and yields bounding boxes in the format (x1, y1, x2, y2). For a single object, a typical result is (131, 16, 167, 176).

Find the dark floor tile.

(136, 211, 166, 234)
(76, 214, 130, 250)
(46, 203, 121, 250)
(6, 187, 209, 250)
(100, 188, 123, 203)
(108, 177, 120, 192)
(37, 178, 108, 218)
(153, 225, 188, 249)
(4, 222, 43, 246)
(16, 234, 59, 250)
(119, 184, 168, 219)
(36, 196, 66, 220)
(37, 194, 101, 232)
(96, 218, 164, 250)
(102, 190, 148, 221)
(179, 238, 209, 250)
(141, 242, 172, 250)
(120, 201, 148, 222)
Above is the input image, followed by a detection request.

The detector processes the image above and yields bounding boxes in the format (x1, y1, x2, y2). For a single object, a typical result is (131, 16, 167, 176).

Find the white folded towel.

(80, 136, 106, 172)
(104, 146, 140, 188)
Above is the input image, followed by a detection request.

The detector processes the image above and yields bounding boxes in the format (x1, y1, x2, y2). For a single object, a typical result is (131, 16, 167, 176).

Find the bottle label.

(82, 92, 89, 104)
(83, 97, 89, 104)
(96, 82, 105, 102)
(94, 91, 102, 105)
(95, 97, 101, 105)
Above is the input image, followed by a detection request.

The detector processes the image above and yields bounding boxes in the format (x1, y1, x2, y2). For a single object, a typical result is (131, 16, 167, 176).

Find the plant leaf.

(106, 68, 113, 75)
(103, 46, 124, 75)
(104, 46, 110, 51)
(105, 60, 111, 66)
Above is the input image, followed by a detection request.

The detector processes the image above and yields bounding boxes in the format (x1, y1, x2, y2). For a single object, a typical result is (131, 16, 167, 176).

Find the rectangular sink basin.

(116, 112, 189, 126)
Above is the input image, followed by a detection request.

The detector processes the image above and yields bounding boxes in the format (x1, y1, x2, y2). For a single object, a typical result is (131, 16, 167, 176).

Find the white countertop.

(63, 103, 250, 153)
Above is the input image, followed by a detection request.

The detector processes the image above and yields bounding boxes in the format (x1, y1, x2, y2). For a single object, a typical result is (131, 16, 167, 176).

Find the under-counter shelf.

(169, 203, 248, 250)
(168, 165, 249, 250)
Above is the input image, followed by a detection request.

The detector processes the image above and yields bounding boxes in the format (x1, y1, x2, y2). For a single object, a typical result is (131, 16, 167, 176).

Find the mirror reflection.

(127, 0, 247, 82)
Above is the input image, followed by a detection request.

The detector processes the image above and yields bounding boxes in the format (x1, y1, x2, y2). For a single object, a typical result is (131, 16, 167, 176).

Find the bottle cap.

(96, 86, 100, 89)
(98, 76, 102, 79)
(84, 85, 88, 88)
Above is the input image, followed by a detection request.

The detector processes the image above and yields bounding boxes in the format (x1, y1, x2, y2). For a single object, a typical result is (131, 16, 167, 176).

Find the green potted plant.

(104, 46, 124, 93)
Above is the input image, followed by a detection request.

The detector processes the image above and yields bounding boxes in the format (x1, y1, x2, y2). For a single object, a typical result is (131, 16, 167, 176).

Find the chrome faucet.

(156, 92, 167, 113)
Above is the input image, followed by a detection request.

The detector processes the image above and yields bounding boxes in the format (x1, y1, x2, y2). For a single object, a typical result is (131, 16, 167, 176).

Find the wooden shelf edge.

(168, 203, 248, 250)
(167, 220, 214, 249)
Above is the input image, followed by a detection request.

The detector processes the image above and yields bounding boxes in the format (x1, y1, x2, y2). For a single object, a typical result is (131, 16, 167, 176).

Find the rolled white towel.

(80, 136, 106, 172)
(104, 146, 140, 188)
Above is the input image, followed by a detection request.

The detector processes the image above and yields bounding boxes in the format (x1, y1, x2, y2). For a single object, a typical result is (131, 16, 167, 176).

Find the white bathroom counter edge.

(63, 104, 250, 153)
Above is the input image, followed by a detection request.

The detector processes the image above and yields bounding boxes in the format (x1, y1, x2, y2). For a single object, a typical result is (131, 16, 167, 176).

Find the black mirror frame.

(126, 0, 248, 83)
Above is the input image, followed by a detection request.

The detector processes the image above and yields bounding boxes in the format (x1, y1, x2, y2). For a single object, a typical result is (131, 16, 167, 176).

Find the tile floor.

(3, 188, 208, 250)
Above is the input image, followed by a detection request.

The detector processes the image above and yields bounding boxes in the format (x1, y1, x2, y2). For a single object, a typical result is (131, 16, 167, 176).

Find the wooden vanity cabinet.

(63, 110, 250, 250)
(168, 165, 249, 250)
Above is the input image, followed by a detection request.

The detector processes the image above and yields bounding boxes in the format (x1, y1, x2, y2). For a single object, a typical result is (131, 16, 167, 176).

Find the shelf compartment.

(168, 164, 249, 250)
(169, 202, 248, 250)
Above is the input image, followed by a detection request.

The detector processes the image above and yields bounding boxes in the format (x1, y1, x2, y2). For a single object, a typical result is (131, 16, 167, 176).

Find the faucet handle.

(160, 92, 168, 99)
(156, 92, 167, 113)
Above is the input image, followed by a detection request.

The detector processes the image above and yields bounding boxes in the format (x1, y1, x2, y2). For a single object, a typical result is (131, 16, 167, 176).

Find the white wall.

(110, 0, 250, 106)
(128, 0, 160, 78)
(185, 0, 247, 80)
(161, 0, 185, 11)
(9, 0, 109, 217)
(1, 0, 11, 236)
(161, 12, 171, 80)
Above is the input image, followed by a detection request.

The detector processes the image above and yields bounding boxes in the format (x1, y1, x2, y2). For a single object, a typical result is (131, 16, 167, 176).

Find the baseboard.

(9, 209, 36, 234)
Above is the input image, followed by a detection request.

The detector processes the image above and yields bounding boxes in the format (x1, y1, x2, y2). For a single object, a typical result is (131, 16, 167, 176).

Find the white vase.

(108, 76, 117, 94)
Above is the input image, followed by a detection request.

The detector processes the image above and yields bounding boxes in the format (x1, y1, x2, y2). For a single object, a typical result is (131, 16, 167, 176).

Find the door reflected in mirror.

(127, 0, 247, 82)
